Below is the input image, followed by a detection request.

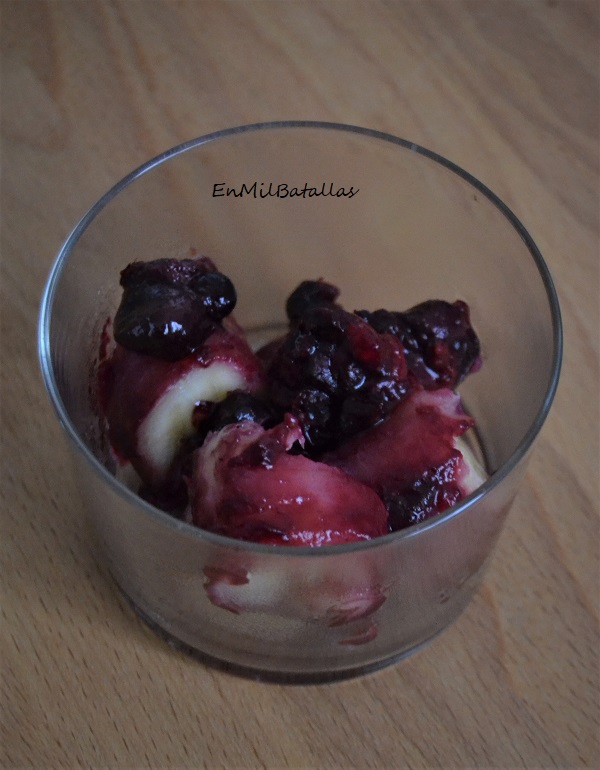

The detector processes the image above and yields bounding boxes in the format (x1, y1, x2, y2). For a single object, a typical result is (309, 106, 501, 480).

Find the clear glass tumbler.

(39, 122, 562, 682)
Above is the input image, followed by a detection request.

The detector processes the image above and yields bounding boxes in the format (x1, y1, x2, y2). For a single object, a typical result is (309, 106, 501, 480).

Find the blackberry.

(358, 299, 480, 388)
(264, 301, 409, 453)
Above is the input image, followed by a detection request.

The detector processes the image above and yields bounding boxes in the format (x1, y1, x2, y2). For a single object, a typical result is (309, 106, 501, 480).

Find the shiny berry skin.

(113, 282, 217, 361)
(188, 271, 237, 320)
(113, 257, 237, 360)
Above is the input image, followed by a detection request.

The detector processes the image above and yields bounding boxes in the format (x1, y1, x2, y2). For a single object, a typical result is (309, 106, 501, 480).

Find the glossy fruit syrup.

(97, 258, 486, 545)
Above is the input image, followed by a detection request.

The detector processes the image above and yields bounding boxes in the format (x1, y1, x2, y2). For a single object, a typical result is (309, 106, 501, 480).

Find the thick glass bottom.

(121, 586, 449, 685)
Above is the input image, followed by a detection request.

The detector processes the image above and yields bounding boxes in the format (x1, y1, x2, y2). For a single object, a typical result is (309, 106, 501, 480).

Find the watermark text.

(212, 181, 359, 199)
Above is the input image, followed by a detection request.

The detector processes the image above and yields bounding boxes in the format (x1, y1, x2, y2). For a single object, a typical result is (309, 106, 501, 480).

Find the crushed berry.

(357, 300, 480, 388)
(261, 304, 410, 453)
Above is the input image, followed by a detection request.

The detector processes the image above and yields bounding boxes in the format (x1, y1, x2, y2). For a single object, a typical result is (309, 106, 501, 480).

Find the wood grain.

(2, 1, 598, 767)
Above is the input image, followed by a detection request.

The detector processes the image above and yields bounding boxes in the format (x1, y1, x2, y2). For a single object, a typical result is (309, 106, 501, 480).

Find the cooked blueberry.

(113, 282, 216, 360)
(286, 279, 340, 322)
(114, 258, 237, 360)
(188, 271, 237, 320)
(205, 391, 279, 433)
(120, 257, 218, 289)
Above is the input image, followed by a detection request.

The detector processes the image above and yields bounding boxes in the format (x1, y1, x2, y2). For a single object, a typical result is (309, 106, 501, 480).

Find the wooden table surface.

(2, 1, 598, 767)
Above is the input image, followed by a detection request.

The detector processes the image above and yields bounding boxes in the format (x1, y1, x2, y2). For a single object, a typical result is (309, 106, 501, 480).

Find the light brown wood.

(2, 1, 598, 767)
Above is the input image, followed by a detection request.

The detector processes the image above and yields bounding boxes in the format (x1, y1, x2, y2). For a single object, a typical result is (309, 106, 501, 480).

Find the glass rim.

(38, 120, 563, 557)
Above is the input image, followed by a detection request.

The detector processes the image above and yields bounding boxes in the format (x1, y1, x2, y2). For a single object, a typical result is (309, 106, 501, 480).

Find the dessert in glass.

(39, 122, 562, 681)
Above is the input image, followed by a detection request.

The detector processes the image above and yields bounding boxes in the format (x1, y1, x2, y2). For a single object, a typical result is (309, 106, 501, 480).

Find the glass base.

(122, 588, 443, 685)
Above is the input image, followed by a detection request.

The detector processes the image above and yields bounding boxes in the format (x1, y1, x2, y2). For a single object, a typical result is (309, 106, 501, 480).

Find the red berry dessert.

(97, 258, 486, 535)
(97, 257, 265, 510)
